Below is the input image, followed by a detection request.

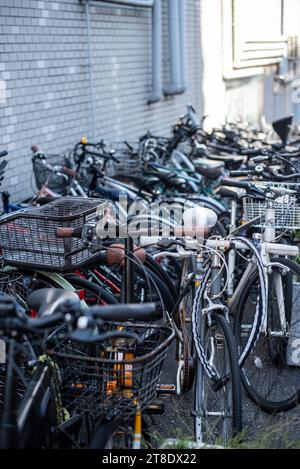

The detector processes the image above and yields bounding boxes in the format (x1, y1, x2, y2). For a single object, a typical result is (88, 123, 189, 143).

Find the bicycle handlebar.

(56, 227, 83, 239)
(0, 312, 64, 334)
(90, 303, 159, 322)
(229, 170, 253, 177)
(27, 313, 63, 330)
(221, 178, 298, 197)
(240, 148, 268, 157)
(70, 329, 144, 345)
(220, 179, 252, 190)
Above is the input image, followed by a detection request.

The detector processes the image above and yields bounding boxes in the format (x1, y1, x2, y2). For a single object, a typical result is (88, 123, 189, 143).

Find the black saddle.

(205, 153, 245, 170)
(217, 186, 245, 199)
(193, 159, 225, 180)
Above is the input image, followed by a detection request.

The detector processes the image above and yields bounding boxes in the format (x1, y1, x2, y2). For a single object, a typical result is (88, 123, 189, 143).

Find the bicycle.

(0, 287, 173, 449)
(140, 223, 243, 444)
(220, 179, 300, 412)
(59, 206, 243, 445)
(29, 289, 174, 449)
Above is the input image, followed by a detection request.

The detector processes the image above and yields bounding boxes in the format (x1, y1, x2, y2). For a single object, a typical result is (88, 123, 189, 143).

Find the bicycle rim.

(235, 258, 300, 412)
(194, 313, 242, 445)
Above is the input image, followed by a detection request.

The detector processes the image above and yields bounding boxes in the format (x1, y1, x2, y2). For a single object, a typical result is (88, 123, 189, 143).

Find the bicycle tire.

(135, 264, 176, 314)
(90, 420, 132, 449)
(64, 274, 118, 305)
(234, 257, 300, 413)
(144, 253, 178, 301)
(194, 312, 242, 444)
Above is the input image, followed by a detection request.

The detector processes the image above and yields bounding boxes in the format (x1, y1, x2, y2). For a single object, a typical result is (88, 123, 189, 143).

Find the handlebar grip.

(221, 179, 251, 190)
(91, 303, 160, 322)
(56, 227, 83, 239)
(0, 151, 7, 158)
(31, 145, 39, 153)
(36, 196, 59, 206)
(229, 170, 250, 177)
(27, 313, 63, 330)
(240, 149, 263, 157)
(70, 329, 144, 345)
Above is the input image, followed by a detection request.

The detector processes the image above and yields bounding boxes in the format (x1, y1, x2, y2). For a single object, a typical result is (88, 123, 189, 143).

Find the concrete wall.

(0, 0, 202, 201)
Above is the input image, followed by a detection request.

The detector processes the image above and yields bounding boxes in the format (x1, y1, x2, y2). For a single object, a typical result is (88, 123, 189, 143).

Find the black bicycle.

(0, 289, 174, 449)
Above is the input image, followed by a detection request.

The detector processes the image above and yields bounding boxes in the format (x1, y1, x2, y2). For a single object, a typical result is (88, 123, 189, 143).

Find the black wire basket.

(0, 198, 107, 272)
(43, 322, 174, 423)
(105, 142, 142, 178)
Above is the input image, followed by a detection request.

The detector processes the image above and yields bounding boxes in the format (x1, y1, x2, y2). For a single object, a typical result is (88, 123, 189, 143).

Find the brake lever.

(248, 191, 265, 201)
(157, 239, 185, 250)
(243, 186, 266, 201)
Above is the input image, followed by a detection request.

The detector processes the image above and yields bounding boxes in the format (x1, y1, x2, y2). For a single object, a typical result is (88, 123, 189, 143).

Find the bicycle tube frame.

(229, 262, 256, 313)
(17, 363, 53, 448)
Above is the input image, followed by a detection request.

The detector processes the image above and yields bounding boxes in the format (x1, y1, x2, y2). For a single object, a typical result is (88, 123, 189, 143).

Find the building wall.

(202, 0, 300, 129)
(0, 0, 202, 201)
(201, 0, 264, 128)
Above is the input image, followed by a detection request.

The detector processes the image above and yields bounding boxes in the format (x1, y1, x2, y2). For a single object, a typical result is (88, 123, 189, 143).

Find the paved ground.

(148, 344, 300, 449)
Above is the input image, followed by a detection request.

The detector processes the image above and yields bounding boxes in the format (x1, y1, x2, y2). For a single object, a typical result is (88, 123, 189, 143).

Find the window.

(223, 0, 287, 78)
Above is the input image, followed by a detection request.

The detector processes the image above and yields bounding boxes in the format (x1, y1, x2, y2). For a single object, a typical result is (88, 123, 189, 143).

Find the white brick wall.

(0, 0, 202, 201)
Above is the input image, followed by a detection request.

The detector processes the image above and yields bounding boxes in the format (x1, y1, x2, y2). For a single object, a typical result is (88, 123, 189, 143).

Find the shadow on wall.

(225, 76, 264, 124)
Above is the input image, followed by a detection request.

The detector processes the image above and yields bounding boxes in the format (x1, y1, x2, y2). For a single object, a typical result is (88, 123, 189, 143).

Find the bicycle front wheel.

(234, 258, 300, 412)
(194, 313, 242, 445)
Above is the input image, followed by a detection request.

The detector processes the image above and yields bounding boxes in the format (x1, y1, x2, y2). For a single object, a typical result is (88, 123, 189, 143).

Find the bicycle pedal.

(157, 384, 177, 395)
(145, 401, 165, 415)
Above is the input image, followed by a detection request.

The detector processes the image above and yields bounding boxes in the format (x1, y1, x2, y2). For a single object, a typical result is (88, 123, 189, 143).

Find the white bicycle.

(221, 179, 300, 413)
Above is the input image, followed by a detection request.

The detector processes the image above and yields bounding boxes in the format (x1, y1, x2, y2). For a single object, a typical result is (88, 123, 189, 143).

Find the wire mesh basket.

(105, 142, 142, 178)
(43, 322, 174, 423)
(0, 197, 107, 272)
(243, 182, 300, 229)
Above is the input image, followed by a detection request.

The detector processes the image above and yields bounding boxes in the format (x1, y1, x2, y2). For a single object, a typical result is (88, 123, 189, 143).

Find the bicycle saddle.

(127, 175, 160, 189)
(205, 153, 245, 170)
(148, 170, 186, 186)
(181, 206, 218, 236)
(27, 288, 79, 317)
(193, 159, 224, 180)
(217, 186, 245, 199)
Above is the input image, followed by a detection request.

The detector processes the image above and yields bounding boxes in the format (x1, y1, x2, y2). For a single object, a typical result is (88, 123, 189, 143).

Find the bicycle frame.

(0, 333, 55, 449)
(227, 201, 299, 336)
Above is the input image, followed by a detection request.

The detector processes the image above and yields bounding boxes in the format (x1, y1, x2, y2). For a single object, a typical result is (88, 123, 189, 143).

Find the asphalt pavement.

(148, 344, 300, 449)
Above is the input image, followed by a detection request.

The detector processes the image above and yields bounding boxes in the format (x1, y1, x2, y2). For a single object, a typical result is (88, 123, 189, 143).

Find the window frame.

(223, 0, 287, 79)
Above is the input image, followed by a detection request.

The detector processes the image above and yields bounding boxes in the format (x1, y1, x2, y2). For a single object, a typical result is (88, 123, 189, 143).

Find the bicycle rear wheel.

(89, 418, 150, 449)
(194, 313, 242, 445)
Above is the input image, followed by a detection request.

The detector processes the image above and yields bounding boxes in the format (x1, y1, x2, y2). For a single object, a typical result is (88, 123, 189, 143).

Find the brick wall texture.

(0, 0, 202, 201)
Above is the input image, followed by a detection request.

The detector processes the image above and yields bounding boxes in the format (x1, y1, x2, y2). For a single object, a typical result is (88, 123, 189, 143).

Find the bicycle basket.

(243, 182, 300, 230)
(32, 155, 68, 194)
(43, 322, 174, 423)
(105, 142, 141, 178)
(0, 197, 107, 272)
